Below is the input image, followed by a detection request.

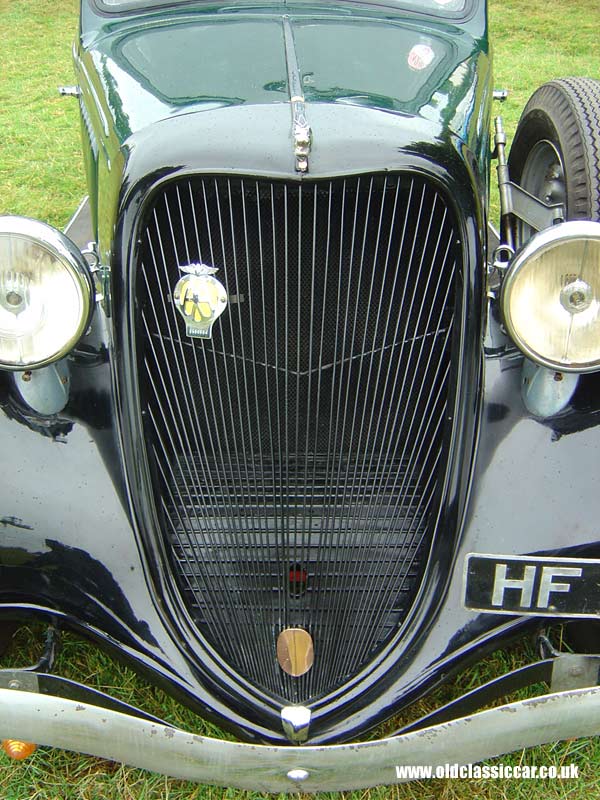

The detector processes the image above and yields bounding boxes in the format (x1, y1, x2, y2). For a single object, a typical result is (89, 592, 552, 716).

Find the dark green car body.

(77, 0, 492, 259)
(52, 0, 499, 743)
(17, 0, 600, 758)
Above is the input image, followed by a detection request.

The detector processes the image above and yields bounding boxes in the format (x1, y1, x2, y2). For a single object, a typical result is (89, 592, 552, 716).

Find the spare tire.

(508, 77, 600, 227)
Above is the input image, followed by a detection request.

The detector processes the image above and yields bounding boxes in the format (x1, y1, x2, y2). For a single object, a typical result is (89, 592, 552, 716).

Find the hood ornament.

(292, 103, 312, 174)
(173, 263, 228, 340)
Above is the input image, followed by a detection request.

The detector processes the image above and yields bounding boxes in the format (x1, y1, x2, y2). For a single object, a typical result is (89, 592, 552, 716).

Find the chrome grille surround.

(135, 173, 461, 702)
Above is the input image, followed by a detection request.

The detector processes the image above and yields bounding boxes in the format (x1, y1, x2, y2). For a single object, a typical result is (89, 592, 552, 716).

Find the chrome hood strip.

(282, 16, 312, 172)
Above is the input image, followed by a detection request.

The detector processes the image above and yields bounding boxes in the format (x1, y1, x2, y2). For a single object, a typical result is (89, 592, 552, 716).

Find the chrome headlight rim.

(0, 215, 94, 371)
(501, 220, 600, 374)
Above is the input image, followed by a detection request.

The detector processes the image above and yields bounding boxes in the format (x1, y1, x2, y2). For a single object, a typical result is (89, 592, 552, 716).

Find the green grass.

(490, 0, 599, 138)
(0, 0, 85, 228)
(1, 0, 600, 797)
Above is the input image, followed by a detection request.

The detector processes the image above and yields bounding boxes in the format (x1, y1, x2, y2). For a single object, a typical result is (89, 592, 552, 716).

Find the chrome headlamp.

(0, 216, 94, 370)
(501, 221, 600, 373)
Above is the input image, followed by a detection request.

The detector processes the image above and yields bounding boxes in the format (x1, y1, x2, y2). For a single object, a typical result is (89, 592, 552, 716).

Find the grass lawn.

(1, 0, 599, 797)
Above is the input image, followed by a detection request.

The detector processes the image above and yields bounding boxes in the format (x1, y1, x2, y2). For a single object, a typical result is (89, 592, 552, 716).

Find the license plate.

(464, 553, 600, 617)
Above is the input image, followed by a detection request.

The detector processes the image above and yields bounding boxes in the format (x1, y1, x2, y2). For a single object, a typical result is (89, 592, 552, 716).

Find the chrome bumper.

(1, 686, 600, 791)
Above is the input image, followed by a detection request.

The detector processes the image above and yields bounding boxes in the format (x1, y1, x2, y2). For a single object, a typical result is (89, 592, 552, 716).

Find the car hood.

(82, 9, 489, 147)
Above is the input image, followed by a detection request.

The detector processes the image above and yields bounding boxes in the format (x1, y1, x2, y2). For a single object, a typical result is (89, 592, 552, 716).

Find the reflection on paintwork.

(119, 21, 287, 106)
(0, 393, 73, 440)
(0, 517, 33, 531)
(293, 21, 454, 113)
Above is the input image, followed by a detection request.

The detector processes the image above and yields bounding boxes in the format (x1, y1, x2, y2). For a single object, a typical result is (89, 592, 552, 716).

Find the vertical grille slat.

(136, 173, 461, 702)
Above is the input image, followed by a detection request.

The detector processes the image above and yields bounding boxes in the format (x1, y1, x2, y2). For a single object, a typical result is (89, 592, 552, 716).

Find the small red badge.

(408, 44, 435, 71)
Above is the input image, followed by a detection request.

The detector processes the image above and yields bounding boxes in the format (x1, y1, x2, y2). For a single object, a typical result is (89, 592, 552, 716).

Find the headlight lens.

(0, 217, 93, 370)
(502, 221, 600, 373)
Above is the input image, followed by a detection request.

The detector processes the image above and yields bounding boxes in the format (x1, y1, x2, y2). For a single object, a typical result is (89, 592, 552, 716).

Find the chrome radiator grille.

(136, 174, 460, 702)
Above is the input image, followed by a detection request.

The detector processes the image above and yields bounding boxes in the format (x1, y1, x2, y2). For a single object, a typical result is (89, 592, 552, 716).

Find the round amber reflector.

(2, 739, 37, 760)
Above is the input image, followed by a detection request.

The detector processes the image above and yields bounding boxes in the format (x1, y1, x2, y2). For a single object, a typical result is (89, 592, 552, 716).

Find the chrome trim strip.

(281, 705, 312, 743)
(76, 57, 110, 138)
(1, 686, 600, 791)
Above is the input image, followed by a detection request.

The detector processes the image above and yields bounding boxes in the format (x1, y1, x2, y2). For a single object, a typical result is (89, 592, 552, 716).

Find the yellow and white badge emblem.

(173, 263, 228, 339)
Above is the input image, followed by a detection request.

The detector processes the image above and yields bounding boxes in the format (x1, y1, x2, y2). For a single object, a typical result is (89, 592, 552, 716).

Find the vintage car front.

(1, 0, 600, 791)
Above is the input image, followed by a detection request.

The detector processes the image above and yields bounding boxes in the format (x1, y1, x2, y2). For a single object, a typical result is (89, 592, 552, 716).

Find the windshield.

(96, 0, 469, 17)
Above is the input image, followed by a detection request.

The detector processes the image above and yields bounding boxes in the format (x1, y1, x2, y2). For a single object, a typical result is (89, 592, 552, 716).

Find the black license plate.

(464, 553, 600, 617)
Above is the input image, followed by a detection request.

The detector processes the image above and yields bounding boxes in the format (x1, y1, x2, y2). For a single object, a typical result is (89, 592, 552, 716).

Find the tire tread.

(509, 77, 600, 221)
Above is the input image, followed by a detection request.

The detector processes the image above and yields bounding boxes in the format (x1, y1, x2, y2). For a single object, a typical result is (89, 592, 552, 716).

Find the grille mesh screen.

(136, 174, 459, 702)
